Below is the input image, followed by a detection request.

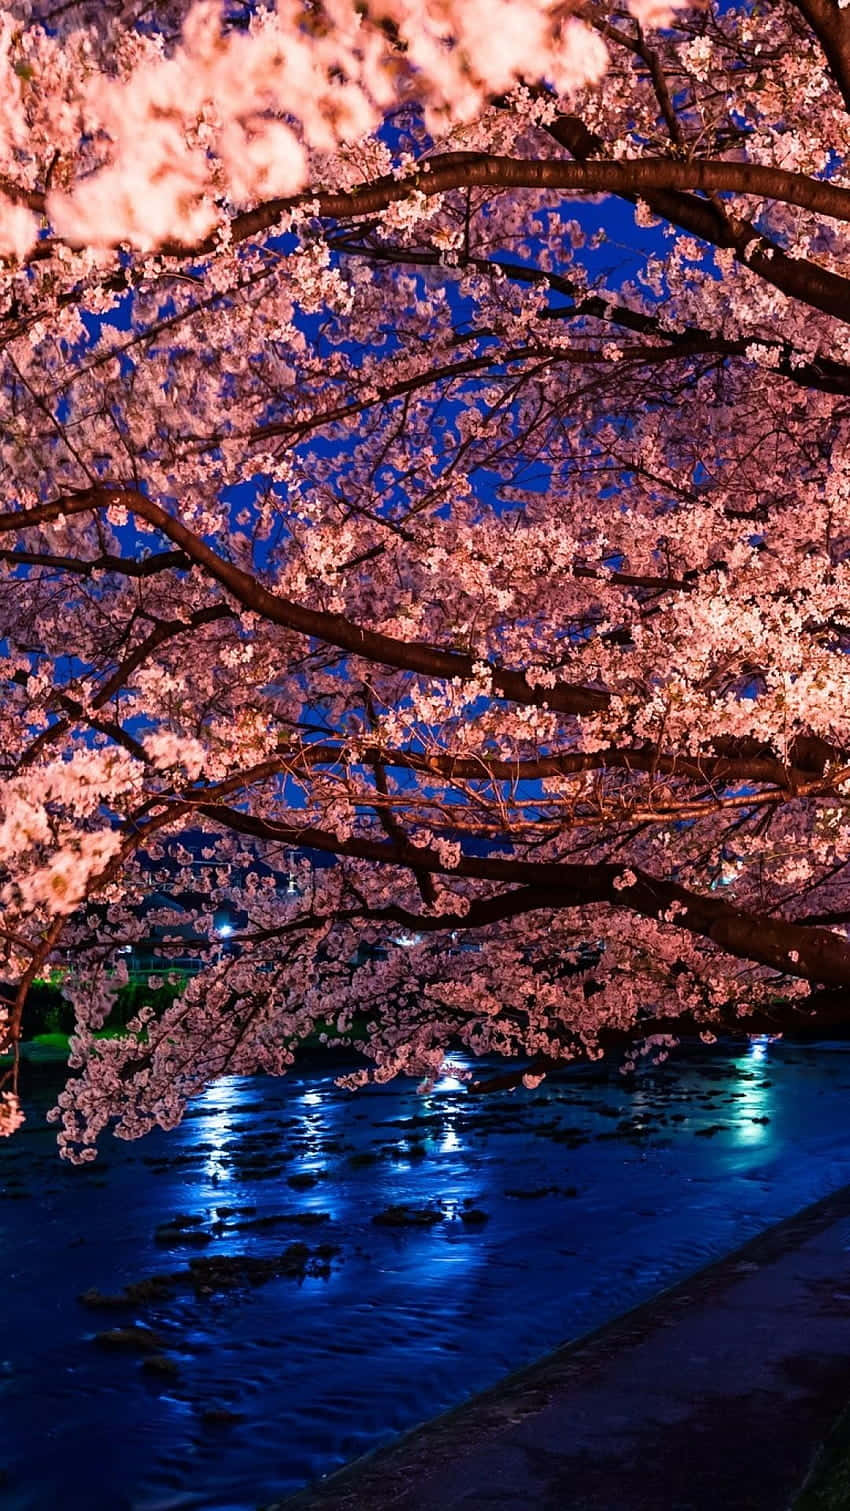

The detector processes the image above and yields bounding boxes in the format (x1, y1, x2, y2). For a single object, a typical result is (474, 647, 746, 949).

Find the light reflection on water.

(733, 1049, 775, 1145)
(197, 1080, 245, 1182)
(430, 1071, 467, 1094)
(4, 1042, 850, 1510)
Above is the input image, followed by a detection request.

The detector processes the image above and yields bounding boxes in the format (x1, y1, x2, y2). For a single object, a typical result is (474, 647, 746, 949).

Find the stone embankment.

(277, 1185, 850, 1511)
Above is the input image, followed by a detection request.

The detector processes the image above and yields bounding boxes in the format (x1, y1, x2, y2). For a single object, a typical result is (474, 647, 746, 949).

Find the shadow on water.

(3, 1041, 850, 1508)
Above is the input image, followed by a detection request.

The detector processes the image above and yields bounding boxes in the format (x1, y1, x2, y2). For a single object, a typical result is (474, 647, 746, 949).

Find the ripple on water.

(4, 1044, 850, 1508)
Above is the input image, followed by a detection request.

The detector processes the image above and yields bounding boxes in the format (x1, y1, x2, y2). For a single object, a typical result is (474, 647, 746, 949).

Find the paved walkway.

(276, 1185, 850, 1511)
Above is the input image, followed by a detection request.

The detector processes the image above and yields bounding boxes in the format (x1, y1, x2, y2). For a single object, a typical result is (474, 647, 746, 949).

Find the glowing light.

(429, 1056, 472, 1094)
(195, 1076, 249, 1178)
(432, 1072, 465, 1093)
(731, 1043, 776, 1145)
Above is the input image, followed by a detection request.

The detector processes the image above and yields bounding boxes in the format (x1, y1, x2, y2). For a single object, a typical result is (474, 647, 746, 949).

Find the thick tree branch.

(231, 155, 850, 235)
(270, 740, 803, 790)
(222, 154, 850, 325)
(191, 802, 850, 987)
(0, 547, 192, 578)
(0, 488, 608, 717)
(792, 0, 850, 113)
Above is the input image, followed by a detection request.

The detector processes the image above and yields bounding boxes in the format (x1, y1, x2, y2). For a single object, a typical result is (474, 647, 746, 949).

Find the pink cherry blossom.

(0, 0, 846, 1155)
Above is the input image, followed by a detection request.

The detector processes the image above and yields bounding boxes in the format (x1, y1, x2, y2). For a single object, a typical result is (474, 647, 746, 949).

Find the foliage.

(793, 1401, 850, 1511)
(0, 0, 849, 1153)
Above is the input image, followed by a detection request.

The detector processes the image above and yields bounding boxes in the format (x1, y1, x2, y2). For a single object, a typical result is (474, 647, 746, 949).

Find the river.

(4, 1041, 850, 1510)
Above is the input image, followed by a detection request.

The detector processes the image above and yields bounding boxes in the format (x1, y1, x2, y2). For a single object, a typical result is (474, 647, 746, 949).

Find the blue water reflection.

(4, 1042, 850, 1509)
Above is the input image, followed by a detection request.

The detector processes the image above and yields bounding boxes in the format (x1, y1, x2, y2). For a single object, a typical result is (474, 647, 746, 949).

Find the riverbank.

(277, 1182, 850, 1511)
(9, 1043, 850, 1508)
(0, 1030, 371, 1069)
(0, 1032, 84, 1064)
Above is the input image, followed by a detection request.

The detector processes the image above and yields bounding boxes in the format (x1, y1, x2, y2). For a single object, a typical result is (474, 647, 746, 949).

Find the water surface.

(4, 1041, 850, 1509)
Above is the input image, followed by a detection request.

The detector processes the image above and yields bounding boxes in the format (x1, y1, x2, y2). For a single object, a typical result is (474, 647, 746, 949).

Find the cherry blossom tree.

(3, 0, 850, 1155)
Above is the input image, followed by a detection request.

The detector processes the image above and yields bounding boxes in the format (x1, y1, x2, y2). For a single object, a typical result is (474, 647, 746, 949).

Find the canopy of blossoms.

(1, 0, 850, 1157)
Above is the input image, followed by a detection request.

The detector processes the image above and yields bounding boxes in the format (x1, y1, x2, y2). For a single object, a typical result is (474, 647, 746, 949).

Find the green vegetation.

(3, 973, 370, 1069)
(0, 1028, 126, 1067)
(793, 1402, 850, 1509)
(0, 971, 193, 1066)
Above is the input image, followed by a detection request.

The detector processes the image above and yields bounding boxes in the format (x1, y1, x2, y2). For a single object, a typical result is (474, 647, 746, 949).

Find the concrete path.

(276, 1185, 850, 1511)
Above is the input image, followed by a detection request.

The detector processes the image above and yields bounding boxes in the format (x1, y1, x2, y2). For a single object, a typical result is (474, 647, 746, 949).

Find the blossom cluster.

(0, 0, 846, 1157)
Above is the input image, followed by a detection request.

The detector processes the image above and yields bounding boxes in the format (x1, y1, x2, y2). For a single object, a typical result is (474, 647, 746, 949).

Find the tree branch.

(0, 488, 608, 717)
(192, 802, 850, 987)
